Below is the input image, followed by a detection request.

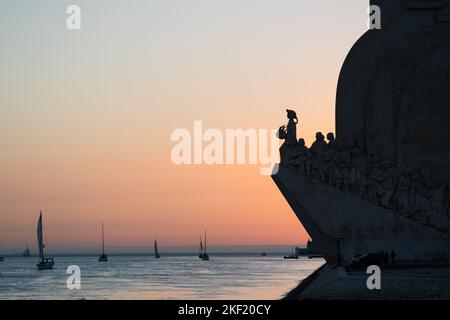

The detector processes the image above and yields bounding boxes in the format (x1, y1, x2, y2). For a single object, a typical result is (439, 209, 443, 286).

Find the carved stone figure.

(310, 133, 328, 181)
(286, 109, 298, 145)
(324, 133, 338, 185)
(311, 132, 328, 155)
(277, 108, 449, 234)
(327, 133, 336, 148)
(428, 184, 447, 225)
(380, 160, 400, 191)
(333, 141, 352, 191)
(396, 171, 412, 214)
(278, 125, 287, 140)
(278, 110, 299, 165)
(292, 138, 309, 174)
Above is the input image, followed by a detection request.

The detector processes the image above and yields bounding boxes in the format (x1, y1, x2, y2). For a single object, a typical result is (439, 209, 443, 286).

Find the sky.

(0, 0, 368, 253)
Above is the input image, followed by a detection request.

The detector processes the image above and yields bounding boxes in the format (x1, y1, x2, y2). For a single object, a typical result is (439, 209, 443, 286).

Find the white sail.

(37, 211, 44, 259)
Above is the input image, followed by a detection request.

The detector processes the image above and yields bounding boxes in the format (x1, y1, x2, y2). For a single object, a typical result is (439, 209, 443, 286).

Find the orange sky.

(0, 1, 368, 252)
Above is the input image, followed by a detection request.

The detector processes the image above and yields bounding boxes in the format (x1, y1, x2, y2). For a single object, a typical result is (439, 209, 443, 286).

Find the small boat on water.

(198, 231, 209, 261)
(98, 223, 108, 262)
(260, 252, 267, 257)
(22, 244, 31, 257)
(294, 239, 324, 259)
(36, 211, 55, 270)
(154, 239, 160, 259)
(0, 244, 4, 261)
(308, 254, 324, 259)
(284, 247, 299, 260)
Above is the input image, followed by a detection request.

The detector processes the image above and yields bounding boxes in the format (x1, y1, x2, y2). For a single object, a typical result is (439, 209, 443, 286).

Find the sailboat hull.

(154, 240, 160, 259)
(98, 254, 108, 262)
(199, 231, 209, 260)
(37, 258, 54, 270)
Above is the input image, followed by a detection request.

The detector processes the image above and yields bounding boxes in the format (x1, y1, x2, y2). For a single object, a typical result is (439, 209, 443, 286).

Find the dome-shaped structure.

(398, 44, 450, 183)
(336, 0, 450, 184)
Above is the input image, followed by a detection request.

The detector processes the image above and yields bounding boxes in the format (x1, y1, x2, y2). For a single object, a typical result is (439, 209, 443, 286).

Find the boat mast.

(204, 230, 207, 255)
(102, 223, 105, 255)
(37, 210, 44, 260)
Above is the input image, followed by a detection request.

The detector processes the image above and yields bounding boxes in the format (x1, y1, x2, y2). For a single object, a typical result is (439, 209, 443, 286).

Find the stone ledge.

(286, 264, 450, 300)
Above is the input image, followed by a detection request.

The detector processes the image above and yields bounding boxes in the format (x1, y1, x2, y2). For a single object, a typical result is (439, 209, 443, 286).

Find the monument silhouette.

(273, 0, 450, 268)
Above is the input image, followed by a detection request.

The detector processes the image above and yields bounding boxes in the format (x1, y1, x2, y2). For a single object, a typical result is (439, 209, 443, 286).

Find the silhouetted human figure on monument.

(286, 109, 298, 145)
(311, 132, 328, 155)
(294, 138, 309, 174)
(278, 109, 299, 165)
(310, 132, 328, 180)
(327, 133, 336, 148)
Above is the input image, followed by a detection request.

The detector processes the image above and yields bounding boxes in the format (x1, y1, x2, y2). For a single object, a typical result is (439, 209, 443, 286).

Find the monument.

(272, 0, 450, 267)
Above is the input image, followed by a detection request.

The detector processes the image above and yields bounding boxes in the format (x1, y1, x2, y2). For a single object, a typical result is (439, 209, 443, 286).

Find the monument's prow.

(273, 0, 450, 272)
(273, 165, 450, 266)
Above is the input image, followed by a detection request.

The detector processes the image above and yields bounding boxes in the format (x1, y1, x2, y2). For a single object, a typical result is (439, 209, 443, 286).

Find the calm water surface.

(0, 255, 324, 300)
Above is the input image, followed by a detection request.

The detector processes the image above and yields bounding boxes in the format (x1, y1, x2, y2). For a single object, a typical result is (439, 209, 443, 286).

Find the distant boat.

(198, 231, 209, 261)
(0, 256, 4, 262)
(22, 244, 31, 257)
(98, 223, 108, 262)
(284, 247, 299, 260)
(307, 254, 324, 259)
(260, 252, 267, 256)
(294, 239, 324, 259)
(154, 239, 160, 259)
(36, 211, 55, 270)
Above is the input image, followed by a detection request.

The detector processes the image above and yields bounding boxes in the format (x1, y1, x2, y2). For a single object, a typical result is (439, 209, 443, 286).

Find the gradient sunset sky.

(0, 1, 368, 252)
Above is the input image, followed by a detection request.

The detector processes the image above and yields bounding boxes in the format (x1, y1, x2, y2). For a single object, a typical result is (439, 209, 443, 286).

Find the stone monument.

(273, 0, 450, 266)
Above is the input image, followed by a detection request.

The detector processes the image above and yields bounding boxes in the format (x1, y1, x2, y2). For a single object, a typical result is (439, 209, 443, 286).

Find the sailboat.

(198, 230, 209, 261)
(98, 223, 108, 262)
(22, 243, 31, 257)
(154, 239, 160, 259)
(36, 211, 55, 270)
(283, 247, 299, 260)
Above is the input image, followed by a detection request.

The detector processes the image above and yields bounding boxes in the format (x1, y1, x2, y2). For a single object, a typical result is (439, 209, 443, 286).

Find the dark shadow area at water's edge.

(283, 263, 327, 300)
